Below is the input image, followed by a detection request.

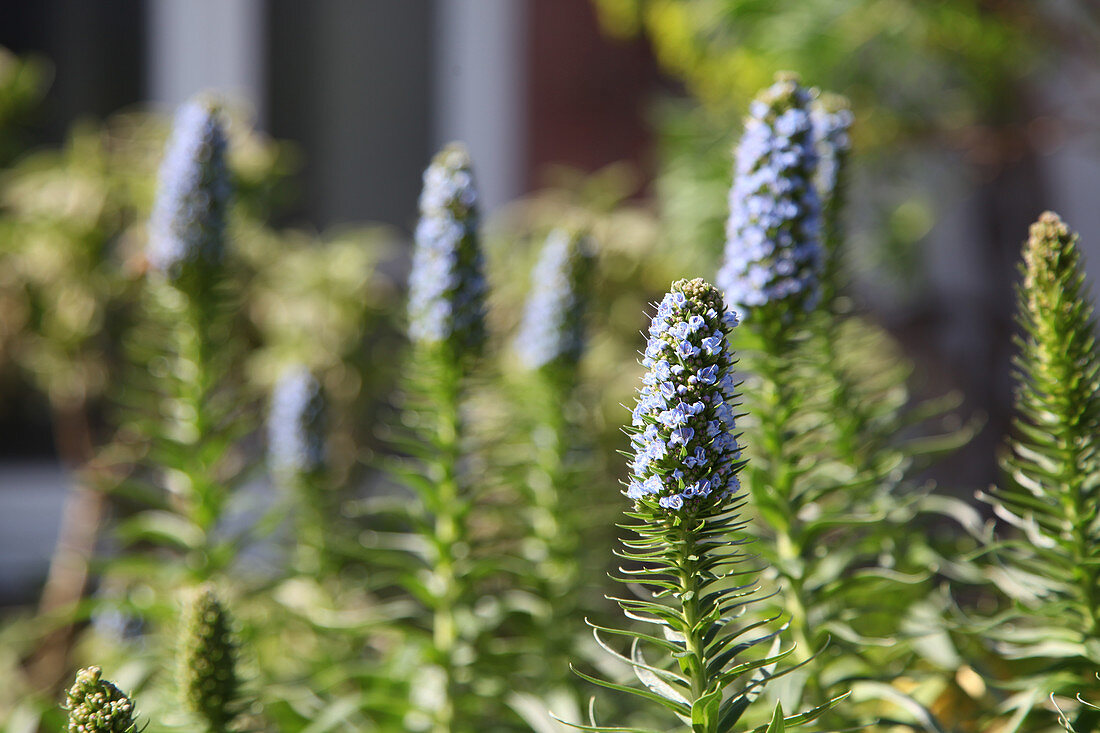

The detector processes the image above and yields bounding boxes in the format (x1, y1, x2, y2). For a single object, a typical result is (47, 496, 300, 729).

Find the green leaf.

(765, 701, 785, 733)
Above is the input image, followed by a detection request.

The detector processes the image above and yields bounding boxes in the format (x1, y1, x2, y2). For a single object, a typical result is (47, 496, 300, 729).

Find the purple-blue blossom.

(514, 228, 595, 371)
(626, 278, 742, 511)
(407, 143, 488, 355)
(717, 75, 823, 318)
(268, 365, 326, 479)
(812, 95, 853, 218)
(148, 97, 230, 277)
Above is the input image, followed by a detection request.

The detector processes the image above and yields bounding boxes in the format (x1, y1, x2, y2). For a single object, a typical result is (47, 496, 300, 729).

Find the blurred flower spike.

(148, 95, 231, 278)
(407, 142, 488, 358)
(268, 365, 326, 480)
(514, 228, 595, 372)
(718, 73, 823, 318)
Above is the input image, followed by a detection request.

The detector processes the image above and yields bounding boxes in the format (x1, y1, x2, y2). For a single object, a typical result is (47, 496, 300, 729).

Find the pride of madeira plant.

(268, 365, 329, 572)
(568, 277, 844, 732)
(974, 212, 1100, 730)
(117, 96, 251, 582)
(714, 75, 969, 729)
(511, 227, 596, 686)
(386, 142, 499, 732)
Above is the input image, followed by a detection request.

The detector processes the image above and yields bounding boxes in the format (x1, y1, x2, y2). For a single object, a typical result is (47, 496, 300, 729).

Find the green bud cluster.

(64, 667, 138, 733)
(179, 586, 242, 733)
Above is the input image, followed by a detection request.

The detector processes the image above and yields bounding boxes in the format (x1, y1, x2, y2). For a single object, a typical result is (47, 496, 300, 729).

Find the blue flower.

(407, 143, 488, 356)
(717, 75, 823, 318)
(625, 279, 743, 512)
(812, 96, 853, 217)
(514, 228, 595, 371)
(148, 97, 231, 277)
(268, 365, 326, 479)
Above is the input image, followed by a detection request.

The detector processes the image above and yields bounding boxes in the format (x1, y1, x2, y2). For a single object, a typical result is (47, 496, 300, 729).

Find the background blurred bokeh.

(1, 0, 1098, 608)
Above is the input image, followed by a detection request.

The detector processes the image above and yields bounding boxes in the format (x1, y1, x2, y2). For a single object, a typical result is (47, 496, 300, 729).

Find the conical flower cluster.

(64, 667, 138, 733)
(407, 143, 488, 357)
(514, 228, 595, 372)
(627, 278, 742, 510)
(268, 365, 326, 479)
(179, 586, 241, 732)
(812, 94, 853, 222)
(148, 97, 231, 278)
(718, 74, 823, 318)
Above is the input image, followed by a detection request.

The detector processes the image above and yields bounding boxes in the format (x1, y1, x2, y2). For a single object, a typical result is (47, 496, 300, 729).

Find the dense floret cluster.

(812, 95, 853, 212)
(407, 143, 487, 356)
(718, 75, 823, 317)
(148, 98, 230, 276)
(627, 278, 742, 510)
(64, 667, 137, 733)
(514, 228, 594, 371)
(268, 365, 326, 478)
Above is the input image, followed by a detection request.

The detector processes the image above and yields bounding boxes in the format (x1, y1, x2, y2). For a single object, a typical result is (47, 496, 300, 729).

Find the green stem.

(526, 375, 580, 682)
(675, 520, 709, 722)
(429, 364, 463, 733)
(757, 321, 823, 703)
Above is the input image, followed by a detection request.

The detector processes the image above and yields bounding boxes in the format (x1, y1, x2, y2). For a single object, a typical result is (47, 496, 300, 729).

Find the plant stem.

(675, 519, 709, 723)
(757, 321, 824, 704)
(430, 364, 463, 733)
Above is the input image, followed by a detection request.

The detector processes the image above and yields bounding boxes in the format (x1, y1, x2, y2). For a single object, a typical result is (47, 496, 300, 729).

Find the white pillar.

(147, 0, 265, 117)
(434, 0, 526, 213)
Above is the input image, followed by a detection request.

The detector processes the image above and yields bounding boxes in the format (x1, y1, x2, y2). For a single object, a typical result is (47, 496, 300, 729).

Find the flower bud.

(179, 586, 240, 732)
(64, 667, 137, 733)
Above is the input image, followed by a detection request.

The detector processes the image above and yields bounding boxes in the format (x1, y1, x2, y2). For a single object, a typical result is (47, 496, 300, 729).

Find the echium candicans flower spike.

(627, 278, 742, 511)
(179, 586, 241, 733)
(64, 667, 138, 733)
(812, 94, 853, 253)
(407, 142, 488, 357)
(148, 97, 231, 277)
(268, 365, 326, 480)
(514, 228, 595, 372)
(718, 73, 823, 318)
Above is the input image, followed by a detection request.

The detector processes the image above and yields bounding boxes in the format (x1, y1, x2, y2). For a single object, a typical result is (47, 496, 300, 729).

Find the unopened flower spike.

(718, 73, 823, 318)
(148, 96, 231, 278)
(627, 278, 742, 511)
(179, 586, 241, 733)
(64, 667, 138, 733)
(407, 142, 488, 358)
(514, 228, 595, 372)
(268, 365, 326, 480)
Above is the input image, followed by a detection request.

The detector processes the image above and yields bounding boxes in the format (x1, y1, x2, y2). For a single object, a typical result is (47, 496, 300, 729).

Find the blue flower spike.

(514, 228, 595, 373)
(627, 278, 742, 511)
(718, 73, 823, 320)
(407, 142, 488, 359)
(268, 365, 326, 481)
(148, 97, 231, 280)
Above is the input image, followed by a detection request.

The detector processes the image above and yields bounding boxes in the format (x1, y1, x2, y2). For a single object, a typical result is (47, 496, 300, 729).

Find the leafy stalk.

(388, 142, 498, 732)
(513, 228, 597, 685)
(114, 97, 253, 583)
(978, 212, 1100, 727)
(568, 278, 845, 732)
